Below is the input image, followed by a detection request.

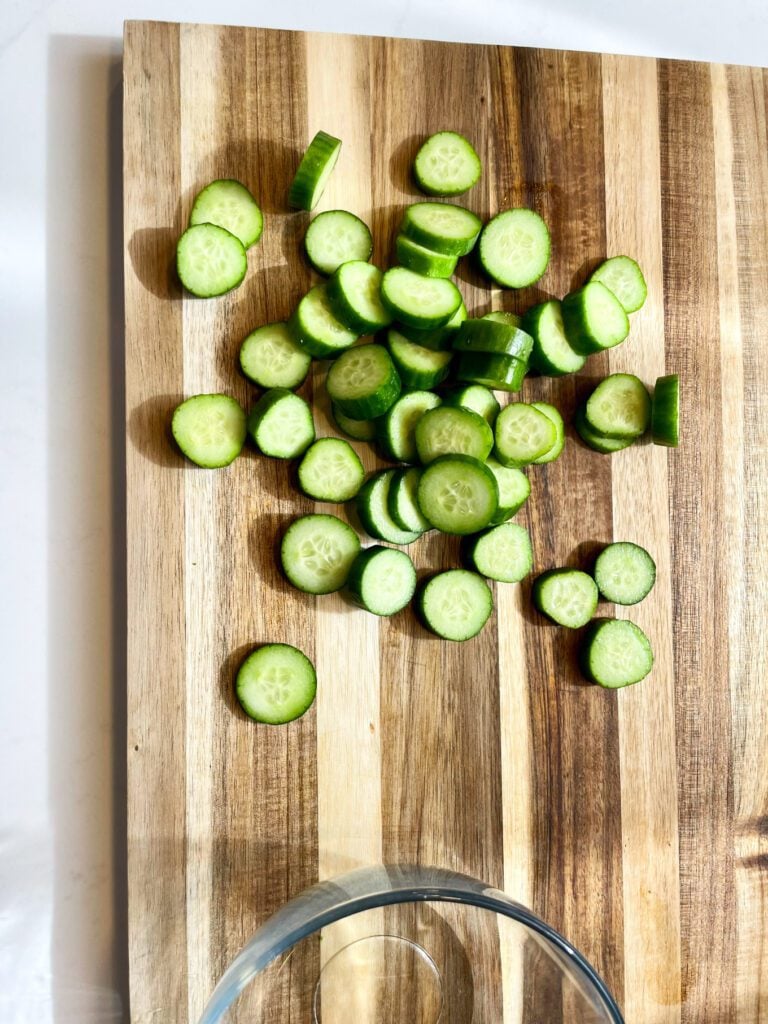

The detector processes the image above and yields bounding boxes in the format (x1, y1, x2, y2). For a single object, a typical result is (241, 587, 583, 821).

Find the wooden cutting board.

(123, 20, 767, 1023)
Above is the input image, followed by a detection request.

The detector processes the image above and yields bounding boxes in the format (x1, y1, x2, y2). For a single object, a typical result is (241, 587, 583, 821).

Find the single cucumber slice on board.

(288, 130, 342, 211)
(236, 644, 316, 724)
(530, 402, 565, 464)
(478, 208, 550, 288)
(442, 384, 500, 425)
(189, 178, 263, 248)
(326, 344, 401, 420)
(289, 284, 358, 359)
(381, 267, 462, 329)
(388, 467, 431, 532)
(533, 569, 599, 629)
(387, 330, 453, 390)
(172, 393, 246, 468)
(331, 403, 378, 441)
(494, 402, 557, 467)
(379, 390, 441, 463)
(176, 223, 247, 297)
(417, 569, 493, 641)
(417, 454, 499, 534)
(651, 374, 680, 447)
(574, 405, 635, 454)
(356, 470, 423, 545)
(463, 522, 532, 583)
(593, 542, 656, 605)
(396, 301, 467, 351)
(483, 311, 522, 329)
(415, 405, 494, 464)
(486, 458, 530, 524)
(327, 261, 392, 333)
(580, 618, 654, 688)
(562, 281, 630, 355)
(454, 351, 528, 393)
(590, 256, 647, 313)
(346, 545, 417, 616)
(451, 319, 534, 360)
(281, 513, 361, 594)
(413, 131, 482, 197)
(523, 300, 586, 377)
(247, 388, 315, 459)
(586, 373, 651, 439)
(239, 322, 311, 389)
(401, 202, 482, 256)
(304, 210, 372, 275)
(395, 234, 458, 278)
(297, 437, 365, 502)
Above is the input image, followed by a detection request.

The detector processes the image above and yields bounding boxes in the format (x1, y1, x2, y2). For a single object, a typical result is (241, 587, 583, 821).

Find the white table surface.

(1, 1, 765, 1021)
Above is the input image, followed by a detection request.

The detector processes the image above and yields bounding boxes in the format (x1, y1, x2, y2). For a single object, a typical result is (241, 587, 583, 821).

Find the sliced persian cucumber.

(417, 569, 493, 641)
(396, 301, 467, 351)
(387, 330, 453, 390)
(379, 390, 442, 463)
(585, 373, 651, 439)
(455, 351, 527, 393)
(289, 284, 358, 359)
(486, 458, 530, 524)
(580, 618, 654, 688)
(651, 374, 679, 447)
(413, 131, 482, 197)
(415, 406, 494, 465)
(326, 344, 401, 420)
(561, 281, 630, 355)
(574, 405, 635, 454)
(247, 388, 315, 458)
(395, 234, 458, 278)
(327, 261, 392, 333)
(388, 467, 430, 532)
(401, 202, 482, 257)
(189, 178, 263, 248)
(590, 256, 647, 314)
(451, 319, 534, 360)
(331, 403, 378, 442)
(463, 522, 532, 583)
(356, 470, 423, 545)
(478, 208, 550, 288)
(239, 322, 311, 389)
(235, 643, 316, 724)
(280, 513, 360, 594)
(530, 402, 565, 464)
(494, 402, 557, 467)
(288, 130, 342, 211)
(304, 210, 372, 275)
(523, 300, 586, 377)
(381, 267, 462, 329)
(172, 394, 246, 468)
(442, 384, 500, 425)
(533, 569, 599, 629)
(483, 311, 522, 329)
(297, 437, 365, 502)
(347, 545, 417, 616)
(176, 223, 247, 297)
(594, 542, 656, 605)
(417, 454, 498, 534)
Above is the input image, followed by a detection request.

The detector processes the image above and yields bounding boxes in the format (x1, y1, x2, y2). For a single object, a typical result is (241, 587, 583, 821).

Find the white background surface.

(0, 1, 766, 1021)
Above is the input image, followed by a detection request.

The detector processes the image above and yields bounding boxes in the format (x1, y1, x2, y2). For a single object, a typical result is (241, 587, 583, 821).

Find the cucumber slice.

(247, 388, 315, 459)
(590, 256, 647, 314)
(381, 267, 463, 329)
(523, 300, 586, 377)
(585, 373, 651, 439)
(417, 454, 499, 534)
(478, 209, 550, 288)
(347, 545, 417, 616)
(326, 344, 401, 420)
(533, 569, 599, 629)
(455, 352, 527, 393)
(289, 284, 358, 359)
(388, 467, 430, 532)
(401, 202, 482, 257)
(304, 210, 372, 275)
(356, 470, 423, 545)
(239, 322, 312, 390)
(288, 130, 342, 211)
(176, 223, 247, 297)
(463, 522, 532, 583)
(483, 311, 522, 329)
(281, 513, 361, 594)
(396, 301, 467, 351)
(379, 390, 441, 463)
(395, 234, 458, 278)
(451, 319, 534, 360)
(574, 405, 635, 454)
(415, 406, 494, 465)
(494, 402, 557, 467)
(562, 281, 630, 355)
(651, 374, 679, 447)
(387, 330, 453, 390)
(413, 131, 482, 197)
(189, 178, 263, 249)
(580, 618, 654, 688)
(593, 542, 656, 605)
(327, 261, 392, 333)
(485, 458, 530, 524)
(331, 404, 378, 442)
(530, 402, 565, 464)
(235, 644, 316, 724)
(417, 569, 493, 641)
(442, 385, 500, 426)
(297, 438, 365, 502)
(171, 394, 246, 468)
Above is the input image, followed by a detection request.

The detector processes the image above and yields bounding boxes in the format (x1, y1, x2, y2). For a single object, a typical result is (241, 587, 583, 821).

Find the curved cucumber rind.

(289, 284, 358, 359)
(593, 541, 656, 605)
(486, 457, 530, 524)
(580, 617, 654, 688)
(651, 373, 680, 447)
(326, 344, 402, 420)
(585, 373, 651, 439)
(561, 281, 630, 355)
(235, 643, 317, 724)
(396, 301, 468, 351)
(304, 209, 373, 275)
(288, 130, 342, 211)
(455, 351, 527, 393)
(574, 405, 635, 454)
(327, 261, 392, 333)
(379, 389, 442, 463)
(523, 300, 586, 377)
(172, 393, 246, 468)
(331, 403, 378, 442)
(452, 319, 534, 360)
(381, 267, 463, 329)
(189, 178, 263, 248)
(483, 311, 522, 329)
(442, 385, 500, 426)
(388, 467, 431, 532)
(530, 402, 566, 465)
(401, 202, 482, 257)
(590, 255, 647, 314)
(494, 402, 557, 467)
(413, 131, 482, 197)
(395, 235, 458, 278)
(176, 223, 247, 297)
(417, 569, 493, 641)
(417, 454, 499, 534)
(346, 545, 417, 616)
(387, 330, 453, 390)
(297, 437, 365, 502)
(356, 470, 423, 545)
(247, 388, 315, 459)
(280, 513, 361, 594)
(239, 322, 312, 390)
(532, 568, 599, 629)
(415, 405, 494, 464)
(478, 208, 551, 288)
(463, 522, 532, 583)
